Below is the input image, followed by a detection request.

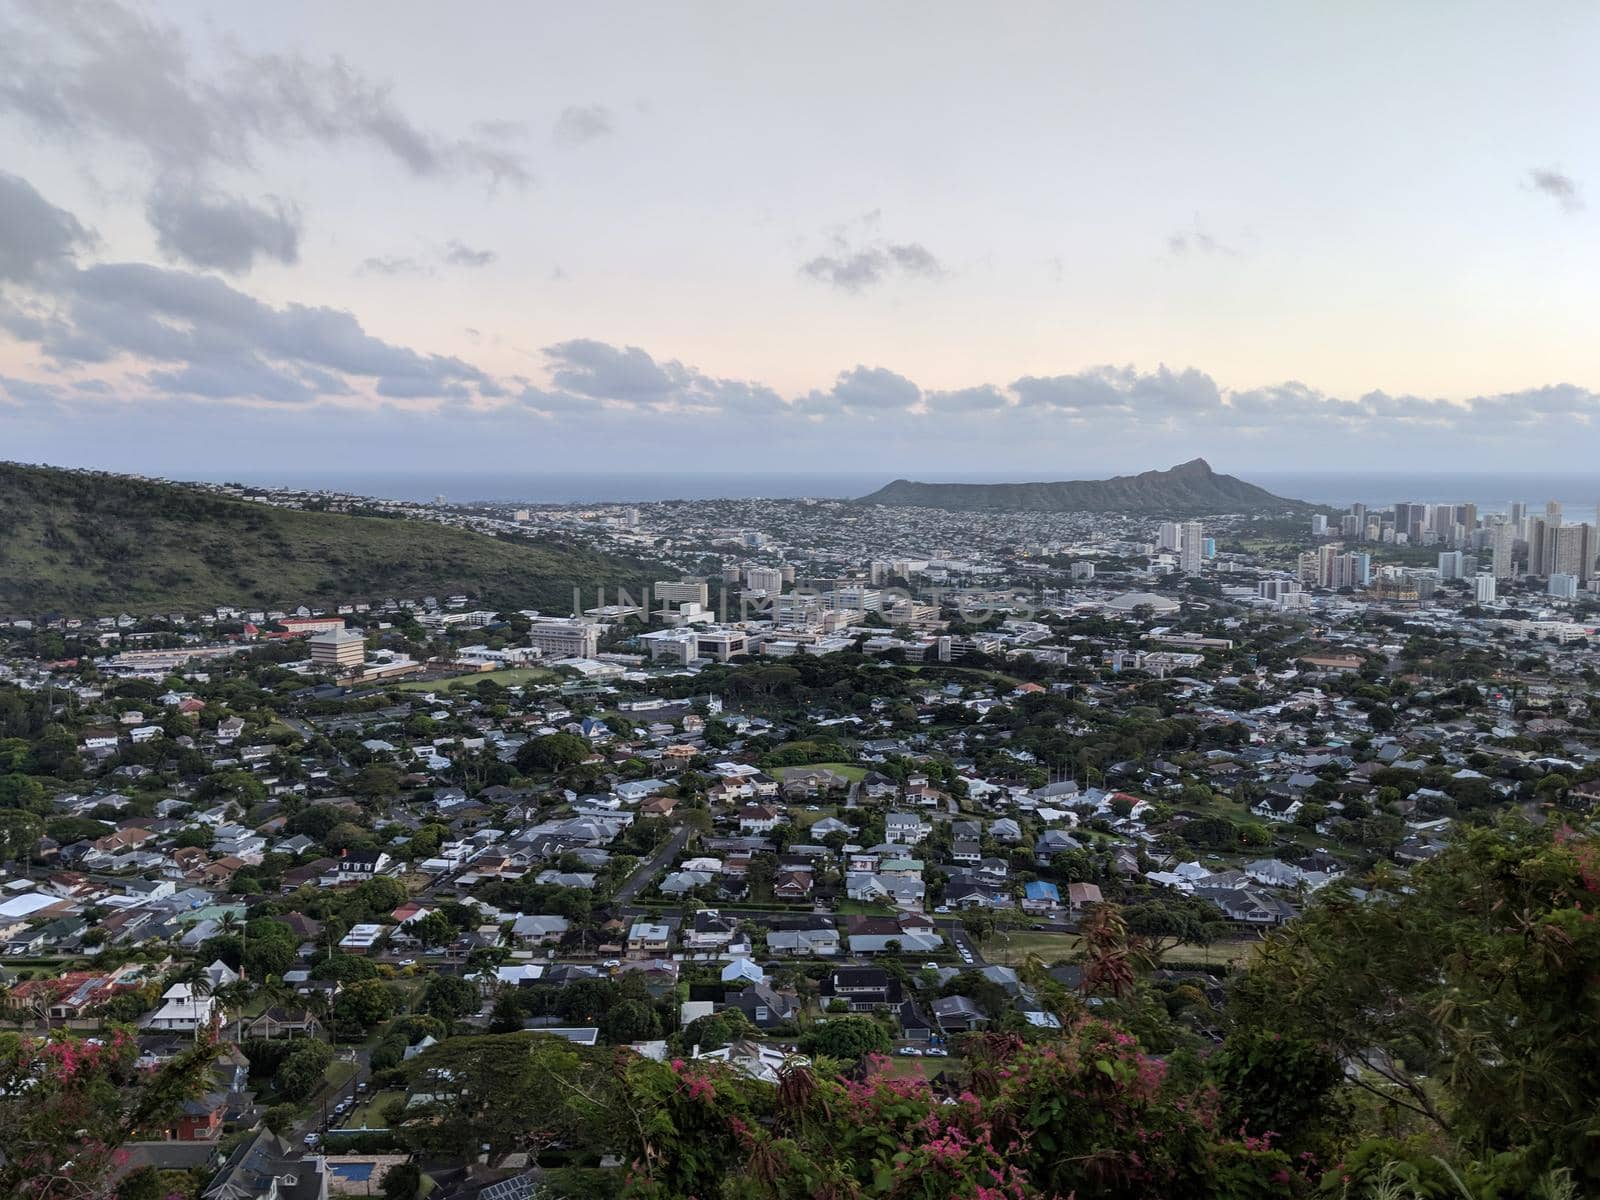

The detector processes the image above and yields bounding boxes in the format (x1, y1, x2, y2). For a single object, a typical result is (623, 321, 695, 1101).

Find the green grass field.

(777, 763, 869, 782)
(981, 930, 1259, 968)
(395, 666, 556, 692)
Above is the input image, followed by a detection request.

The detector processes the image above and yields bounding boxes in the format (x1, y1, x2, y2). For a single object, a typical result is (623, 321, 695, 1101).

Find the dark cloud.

(1528, 168, 1583, 213)
(0, 169, 93, 282)
(543, 338, 681, 402)
(800, 216, 944, 292)
(444, 240, 496, 268)
(146, 185, 300, 274)
(552, 103, 614, 146)
(0, 0, 529, 185)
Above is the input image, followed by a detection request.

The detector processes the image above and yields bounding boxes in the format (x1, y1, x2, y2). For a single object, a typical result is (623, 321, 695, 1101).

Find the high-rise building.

(1551, 523, 1594, 583)
(1179, 521, 1204, 573)
(1349, 503, 1367, 540)
(1549, 573, 1579, 600)
(1488, 521, 1515, 580)
(1437, 550, 1464, 580)
(1473, 574, 1497, 603)
(1311, 514, 1328, 536)
(743, 566, 784, 594)
(1547, 499, 1563, 523)
(1157, 521, 1182, 551)
(1394, 502, 1426, 545)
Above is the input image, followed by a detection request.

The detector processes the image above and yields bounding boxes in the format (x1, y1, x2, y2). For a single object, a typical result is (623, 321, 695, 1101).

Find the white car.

(897, 1046, 922, 1056)
(926, 1047, 949, 1057)
(397, 958, 416, 967)
(602, 958, 622, 968)
(303, 1133, 320, 1147)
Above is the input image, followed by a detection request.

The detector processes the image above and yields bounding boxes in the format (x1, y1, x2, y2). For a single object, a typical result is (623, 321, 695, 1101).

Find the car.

(1031, 924, 1045, 931)
(334, 1101, 348, 1114)
(921, 961, 939, 970)
(357, 1082, 369, 1092)
(602, 958, 622, 968)
(806, 804, 820, 811)
(926, 1047, 949, 1057)
(303, 1134, 319, 1147)
(897, 1046, 922, 1056)
(397, 958, 416, 967)
(934, 905, 950, 914)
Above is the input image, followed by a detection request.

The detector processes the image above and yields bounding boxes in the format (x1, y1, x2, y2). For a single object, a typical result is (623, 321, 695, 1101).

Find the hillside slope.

(856, 458, 1306, 513)
(0, 463, 659, 616)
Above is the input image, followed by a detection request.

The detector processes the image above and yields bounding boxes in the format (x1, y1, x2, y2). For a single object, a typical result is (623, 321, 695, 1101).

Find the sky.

(3, 0, 1600, 479)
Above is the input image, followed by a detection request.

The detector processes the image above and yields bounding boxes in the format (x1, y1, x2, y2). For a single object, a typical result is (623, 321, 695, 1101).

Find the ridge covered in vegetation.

(0, 462, 658, 616)
(857, 458, 1308, 514)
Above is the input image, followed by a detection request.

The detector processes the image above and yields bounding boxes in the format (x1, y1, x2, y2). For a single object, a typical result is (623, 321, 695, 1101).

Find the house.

(726, 982, 799, 1029)
(145, 982, 221, 1032)
(772, 869, 813, 900)
(335, 848, 392, 880)
(821, 966, 903, 1011)
(1021, 880, 1061, 915)
(766, 921, 841, 957)
(931, 994, 989, 1033)
(1034, 830, 1082, 861)
(1066, 882, 1103, 915)
(244, 1007, 322, 1040)
(721, 957, 765, 986)
(736, 804, 783, 834)
(885, 812, 930, 846)
(684, 909, 740, 950)
(627, 922, 673, 955)
(511, 915, 571, 946)
(1251, 795, 1303, 823)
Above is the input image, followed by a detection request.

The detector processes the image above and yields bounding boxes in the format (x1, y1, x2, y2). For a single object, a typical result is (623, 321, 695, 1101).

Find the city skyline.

(5, 1, 1600, 474)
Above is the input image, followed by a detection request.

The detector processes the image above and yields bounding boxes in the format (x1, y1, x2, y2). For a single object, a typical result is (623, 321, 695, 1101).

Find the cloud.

(1010, 365, 1224, 416)
(146, 185, 300, 274)
(0, 0, 529, 185)
(543, 338, 681, 402)
(1527, 168, 1583, 213)
(443, 240, 496, 268)
(0, 169, 93, 282)
(1167, 219, 1241, 258)
(552, 103, 614, 146)
(0, 173, 499, 407)
(800, 216, 944, 292)
(359, 255, 429, 276)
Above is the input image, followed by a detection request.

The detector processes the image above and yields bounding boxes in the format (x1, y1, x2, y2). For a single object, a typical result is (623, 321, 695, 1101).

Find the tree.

(419, 975, 478, 1023)
(333, 979, 396, 1038)
(351, 763, 402, 804)
(804, 1015, 891, 1062)
(0, 1030, 220, 1200)
(395, 1033, 611, 1164)
(276, 1039, 335, 1101)
(380, 1161, 422, 1200)
(1229, 818, 1600, 1187)
(1124, 897, 1227, 962)
(601, 998, 659, 1044)
(514, 732, 590, 775)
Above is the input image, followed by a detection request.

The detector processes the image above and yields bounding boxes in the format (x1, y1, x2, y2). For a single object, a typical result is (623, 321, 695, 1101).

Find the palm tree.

(215, 978, 255, 1043)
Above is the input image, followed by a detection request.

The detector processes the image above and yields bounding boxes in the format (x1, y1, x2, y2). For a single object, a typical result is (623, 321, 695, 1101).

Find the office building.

(526, 619, 602, 659)
(308, 627, 365, 672)
(653, 579, 710, 607)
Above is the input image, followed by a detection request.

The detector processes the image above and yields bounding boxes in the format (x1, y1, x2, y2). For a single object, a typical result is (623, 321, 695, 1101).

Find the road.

(292, 1047, 372, 1147)
(938, 920, 988, 967)
(612, 825, 689, 904)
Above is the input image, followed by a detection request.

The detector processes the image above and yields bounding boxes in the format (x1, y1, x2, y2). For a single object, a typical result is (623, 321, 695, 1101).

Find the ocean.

(181, 467, 1600, 514)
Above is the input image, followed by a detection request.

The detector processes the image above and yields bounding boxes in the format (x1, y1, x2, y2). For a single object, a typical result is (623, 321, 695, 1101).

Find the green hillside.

(0, 463, 662, 616)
